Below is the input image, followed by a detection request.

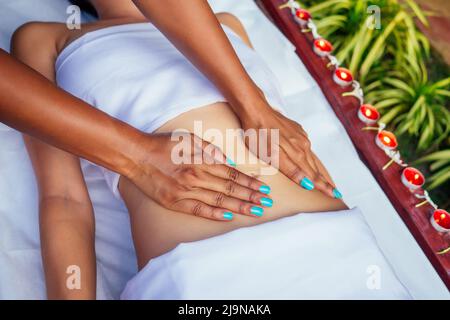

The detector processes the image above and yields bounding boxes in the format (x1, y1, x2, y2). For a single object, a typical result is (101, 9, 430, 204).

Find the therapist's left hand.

(127, 132, 272, 221)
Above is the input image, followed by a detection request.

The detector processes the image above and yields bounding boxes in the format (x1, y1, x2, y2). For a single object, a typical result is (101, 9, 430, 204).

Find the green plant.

(299, 0, 430, 81)
(297, 0, 450, 199)
(415, 149, 450, 189)
(366, 64, 450, 151)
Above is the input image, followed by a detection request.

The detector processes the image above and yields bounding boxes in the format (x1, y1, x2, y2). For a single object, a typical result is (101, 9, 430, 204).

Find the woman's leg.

(119, 103, 347, 268)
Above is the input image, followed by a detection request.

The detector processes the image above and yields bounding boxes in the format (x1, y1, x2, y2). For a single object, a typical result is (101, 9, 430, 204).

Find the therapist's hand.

(239, 98, 338, 199)
(127, 132, 270, 221)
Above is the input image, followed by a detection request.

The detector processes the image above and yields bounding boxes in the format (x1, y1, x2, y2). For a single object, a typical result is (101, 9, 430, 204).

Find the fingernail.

(333, 188, 343, 199)
(250, 206, 264, 217)
(260, 197, 273, 208)
(300, 177, 315, 190)
(226, 157, 236, 167)
(223, 212, 234, 220)
(259, 185, 271, 195)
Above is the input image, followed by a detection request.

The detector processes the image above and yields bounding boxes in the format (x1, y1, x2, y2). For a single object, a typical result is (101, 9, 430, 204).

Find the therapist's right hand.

(127, 132, 271, 221)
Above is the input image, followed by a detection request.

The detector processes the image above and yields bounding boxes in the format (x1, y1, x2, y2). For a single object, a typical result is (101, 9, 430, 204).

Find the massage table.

(0, 0, 448, 299)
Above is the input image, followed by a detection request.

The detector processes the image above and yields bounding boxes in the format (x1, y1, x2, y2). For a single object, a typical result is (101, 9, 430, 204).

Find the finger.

(278, 148, 314, 190)
(279, 143, 317, 190)
(281, 138, 316, 180)
(311, 152, 335, 187)
(283, 137, 334, 198)
(195, 172, 271, 205)
(171, 199, 236, 221)
(203, 164, 270, 194)
(305, 149, 320, 174)
(311, 174, 335, 198)
(311, 153, 343, 199)
(304, 151, 335, 198)
(185, 188, 266, 218)
(197, 137, 228, 165)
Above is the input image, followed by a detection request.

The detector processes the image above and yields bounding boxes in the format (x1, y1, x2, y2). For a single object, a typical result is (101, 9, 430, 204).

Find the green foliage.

(415, 150, 450, 189)
(298, 0, 450, 192)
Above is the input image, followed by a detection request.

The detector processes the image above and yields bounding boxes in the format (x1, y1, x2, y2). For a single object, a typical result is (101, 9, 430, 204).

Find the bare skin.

(11, 6, 345, 298)
(120, 102, 347, 269)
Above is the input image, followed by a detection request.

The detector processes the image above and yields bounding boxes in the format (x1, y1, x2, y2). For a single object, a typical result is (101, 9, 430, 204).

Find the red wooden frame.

(258, 0, 450, 289)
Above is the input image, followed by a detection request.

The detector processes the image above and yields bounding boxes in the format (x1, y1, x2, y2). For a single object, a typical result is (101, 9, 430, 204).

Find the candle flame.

(340, 72, 348, 79)
(319, 40, 325, 47)
(383, 136, 391, 144)
(365, 109, 372, 117)
(441, 214, 446, 220)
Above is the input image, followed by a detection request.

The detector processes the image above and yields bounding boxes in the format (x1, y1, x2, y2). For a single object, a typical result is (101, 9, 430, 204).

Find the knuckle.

(225, 181, 236, 196)
(239, 202, 251, 215)
(214, 192, 226, 207)
(246, 176, 259, 189)
(302, 138, 312, 149)
(287, 136, 298, 145)
(191, 202, 204, 217)
(317, 180, 327, 190)
(287, 166, 301, 180)
(181, 166, 199, 182)
(160, 188, 178, 207)
(227, 166, 240, 182)
(249, 190, 259, 203)
(297, 151, 306, 161)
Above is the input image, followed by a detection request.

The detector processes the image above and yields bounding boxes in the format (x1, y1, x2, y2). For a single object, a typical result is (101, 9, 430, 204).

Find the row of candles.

(280, 0, 450, 235)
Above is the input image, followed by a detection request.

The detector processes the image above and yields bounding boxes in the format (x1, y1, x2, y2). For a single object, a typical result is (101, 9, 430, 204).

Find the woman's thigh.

(119, 102, 347, 268)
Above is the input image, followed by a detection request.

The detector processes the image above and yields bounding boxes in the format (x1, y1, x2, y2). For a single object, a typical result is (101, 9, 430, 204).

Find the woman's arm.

(132, 0, 338, 197)
(11, 23, 96, 299)
(36, 149, 96, 300)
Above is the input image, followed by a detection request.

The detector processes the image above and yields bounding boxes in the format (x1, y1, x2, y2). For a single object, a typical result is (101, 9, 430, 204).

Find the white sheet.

(0, 0, 448, 299)
(121, 208, 412, 300)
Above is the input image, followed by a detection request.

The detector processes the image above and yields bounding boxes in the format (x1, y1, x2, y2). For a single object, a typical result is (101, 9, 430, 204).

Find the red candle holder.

(375, 130, 398, 151)
(430, 209, 450, 233)
(294, 9, 311, 26)
(333, 68, 353, 87)
(358, 104, 380, 125)
(313, 38, 333, 57)
(401, 167, 425, 191)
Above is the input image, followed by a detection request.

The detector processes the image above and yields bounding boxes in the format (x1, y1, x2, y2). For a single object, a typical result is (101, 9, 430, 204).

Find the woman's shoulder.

(12, 21, 68, 42)
(11, 22, 70, 56)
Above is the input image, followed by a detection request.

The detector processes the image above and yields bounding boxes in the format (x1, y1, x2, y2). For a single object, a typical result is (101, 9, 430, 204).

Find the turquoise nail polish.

(259, 185, 271, 195)
(333, 188, 343, 199)
(300, 177, 315, 190)
(226, 158, 236, 167)
(260, 197, 273, 208)
(223, 212, 233, 220)
(250, 206, 264, 217)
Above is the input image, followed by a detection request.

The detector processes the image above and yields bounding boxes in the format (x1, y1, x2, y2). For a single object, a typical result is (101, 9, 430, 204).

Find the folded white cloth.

(121, 207, 412, 299)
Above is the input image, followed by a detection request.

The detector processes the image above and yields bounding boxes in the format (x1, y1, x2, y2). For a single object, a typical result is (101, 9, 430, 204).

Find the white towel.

(121, 207, 411, 300)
